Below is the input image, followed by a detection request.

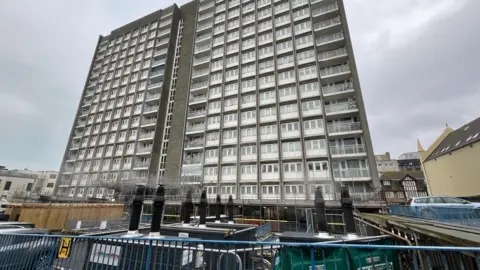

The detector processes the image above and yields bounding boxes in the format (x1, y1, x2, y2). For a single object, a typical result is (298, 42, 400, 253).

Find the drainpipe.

(215, 194, 222, 223)
(148, 185, 165, 237)
(199, 190, 207, 228)
(124, 184, 145, 237)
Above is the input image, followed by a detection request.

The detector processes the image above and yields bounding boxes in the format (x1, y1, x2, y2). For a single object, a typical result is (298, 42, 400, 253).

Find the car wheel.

(34, 255, 49, 270)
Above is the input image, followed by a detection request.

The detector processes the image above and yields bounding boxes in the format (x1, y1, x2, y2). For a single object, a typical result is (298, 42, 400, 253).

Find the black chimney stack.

(341, 187, 357, 238)
(125, 184, 145, 236)
(227, 195, 234, 224)
(149, 185, 165, 237)
(183, 190, 193, 226)
(215, 195, 222, 223)
(199, 190, 208, 227)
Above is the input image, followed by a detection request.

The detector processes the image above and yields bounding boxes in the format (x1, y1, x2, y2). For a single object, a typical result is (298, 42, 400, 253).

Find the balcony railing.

(133, 162, 150, 168)
(315, 16, 341, 31)
(198, 12, 213, 21)
(152, 59, 166, 66)
(191, 81, 208, 90)
(154, 49, 168, 56)
(148, 82, 162, 89)
(316, 32, 344, 46)
(184, 140, 205, 148)
(320, 64, 350, 77)
(195, 45, 211, 52)
(192, 69, 209, 77)
(189, 95, 207, 103)
(330, 144, 365, 155)
(327, 122, 361, 133)
(137, 147, 153, 153)
(77, 120, 86, 126)
(194, 56, 210, 65)
(146, 93, 161, 100)
(150, 70, 164, 77)
(312, 2, 338, 15)
(141, 118, 157, 125)
(139, 133, 155, 139)
(183, 157, 203, 164)
(325, 102, 357, 113)
(144, 106, 159, 113)
(199, 3, 215, 12)
(322, 81, 353, 95)
(318, 47, 348, 61)
(186, 124, 206, 132)
(188, 110, 207, 118)
(333, 168, 370, 179)
(70, 143, 80, 148)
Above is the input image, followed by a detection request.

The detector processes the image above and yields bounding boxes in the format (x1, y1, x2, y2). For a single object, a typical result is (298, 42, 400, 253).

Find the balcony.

(184, 139, 205, 149)
(325, 102, 358, 117)
(146, 93, 161, 101)
(322, 81, 354, 99)
(261, 152, 278, 160)
(307, 170, 329, 181)
(188, 110, 207, 119)
(194, 56, 211, 66)
(333, 168, 371, 182)
(139, 132, 155, 140)
(195, 45, 211, 55)
(319, 64, 351, 84)
(305, 146, 327, 157)
(316, 32, 344, 50)
(192, 68, 209, 78)
(330, 144, 366, 158)
(260, 132, 278, 141)
(199, 2, 215, 12)
(195, 34, 212, 44)
(314, 17, 341, 35)
(70, 143, 80, 149)
(186, 124, 206, 133)
(311, 2, 339, 20)
(183, 157, 203, 165)
(136, 147, 153, 154)
(191, 81, 209, 91)
(152, 59, 166, 67)
(144, 106, 159, 114)
(141, 118, 157, 126)
(154, 48, 168, 57)
(150, 70, 164, 78)
(261, 172, 280, 181)
(318, 47, 348, 68)
(148, 82, 163, 90)
(133, 162, 150, 170)
(327, 122, 362, 137)
(240, 173, 257, 182)
(190, 94, 208, 104)
(260, 114, 277, 124)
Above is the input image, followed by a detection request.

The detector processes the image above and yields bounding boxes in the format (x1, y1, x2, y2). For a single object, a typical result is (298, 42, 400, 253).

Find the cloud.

(0, 0, 478, 170)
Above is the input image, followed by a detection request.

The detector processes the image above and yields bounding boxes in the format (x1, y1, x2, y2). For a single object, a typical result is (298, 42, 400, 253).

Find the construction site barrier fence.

(1, 233, 479, 270)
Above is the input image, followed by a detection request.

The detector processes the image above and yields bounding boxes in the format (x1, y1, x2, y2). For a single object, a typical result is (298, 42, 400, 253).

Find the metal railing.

(332, 168, 370, 179)
(185, 140, 205, 148)
(327, 122, 361, 133)
(322, 81, 354, 94)
(320, 64, 350, 77)
(190, 95, 208, 103)
(316, 32, 344, 46)
(312, 2, 339, 16)
(314, 16, 341, 31)
(330, 144, 365, 155)
(325, 102, 357, 113)
(318, 47, 348, 61)
(1, 233, 479, 270)
(389, 205, 480, 227)
(186, 124, 206, 132)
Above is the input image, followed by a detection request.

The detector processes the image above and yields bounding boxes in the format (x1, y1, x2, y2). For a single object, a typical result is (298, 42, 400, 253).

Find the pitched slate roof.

(380, 171, 424, 181)
(425, 117, 480, 162)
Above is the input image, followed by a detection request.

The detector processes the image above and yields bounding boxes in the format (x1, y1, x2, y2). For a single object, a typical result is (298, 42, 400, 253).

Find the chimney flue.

(183, 191, 193, 226)
(215, 195, 222, 223)
(199, 190, 207, 228)
(149, 185, 165, 237)
(341, 187, 357, 239)
(125, 184, 145, 236)
(227, 195, 234, 224)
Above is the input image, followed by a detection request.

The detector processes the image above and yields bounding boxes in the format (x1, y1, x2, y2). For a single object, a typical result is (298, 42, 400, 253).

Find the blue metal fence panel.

(389, 205, 480, 226)
(0, 233, 479, 269)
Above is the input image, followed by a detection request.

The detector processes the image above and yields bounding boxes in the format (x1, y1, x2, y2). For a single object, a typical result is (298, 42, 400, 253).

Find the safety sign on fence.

(58, 237, 72, 259)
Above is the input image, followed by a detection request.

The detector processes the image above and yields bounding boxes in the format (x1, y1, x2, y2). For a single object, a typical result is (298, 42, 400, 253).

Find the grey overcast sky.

(0, 0, 479, 170)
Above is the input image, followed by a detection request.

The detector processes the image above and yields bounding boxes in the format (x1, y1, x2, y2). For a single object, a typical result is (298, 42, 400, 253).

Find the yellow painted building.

(418, 117, 480, 197)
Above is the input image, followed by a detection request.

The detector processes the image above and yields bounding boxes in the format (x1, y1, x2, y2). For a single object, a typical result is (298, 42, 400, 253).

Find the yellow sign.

(58, 238, 72, 259)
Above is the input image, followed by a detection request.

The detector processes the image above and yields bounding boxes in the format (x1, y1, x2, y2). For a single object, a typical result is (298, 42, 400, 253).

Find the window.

(241, 127, 257, 137)
(261, 143, 278, 153)
(383, 180, 391, 186)
(282, 141, 301, 152)
(397, 192, 405, 198)
(277, 55, 294, 66)
(277, 40, 292, 52)
(259, 75, 274, 85)
(298, 65, 317, 77)
(260, 124, 277, 135)
(297, 50, 315, 61)
(241, 185, 257, 194)
(276, 27, 291, 38)
(281, 122, 299, 132)
(295, 35, 313, 46)
(302, 100, 321, 111)
(280, 104, 298, 114)
(307, 161, 328, 171)
(242, 64, 256, 75)
(261, 164, 279, 173)
(208, 116, 221, 124)
(300, 82, 320, 93)
(226, 55, 238, 66)
(279, 86, 296, 97)
(284, 162, 303, 172)
(259, 59, 274, 70)
(275, 14, 290, 25)
(207, 132, 219, 141)
(385, 192, 395, 199)
(225, 69, 239, 79)
(294, 21, 311, 32)
(257, 7, 271, 18)
(241, 110, 256, 120)
(222, 166, 236, 175)
(224, 113, 237, 122)
(241, 51, 255, 62)
(258, 32, 272, 43)
(242, 37, 255, 48)
(258, 46, 273, 57)
(241, 165, 257, 174)
(47, 183, 54, 188)
(293, 8, 309, 19)
(305, 139, 326, 150)
(242, 94, 255, 103)
(224, 97, 238, 107)
(262, 185, 280, 194)
(204, 167, 218, 175)
(209, 101, 221, 110)
(241, 145, 256, 155)
(205, 149, 218, 158)
(222, 147, 237, 156)
(304, 119, 323, 130)
(223, 129, 237, 139)
(260, 107, 276, 117)
(25, 183, 33, 192)
(225, 83, 238, 94)
(259, 90, 275, 100)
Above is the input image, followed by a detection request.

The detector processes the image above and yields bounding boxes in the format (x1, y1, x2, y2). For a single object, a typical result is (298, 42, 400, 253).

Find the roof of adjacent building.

(425, 117, 480, 162)
(397, 152, 421, 160)
(380, 171, 424, 181)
